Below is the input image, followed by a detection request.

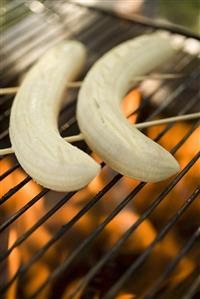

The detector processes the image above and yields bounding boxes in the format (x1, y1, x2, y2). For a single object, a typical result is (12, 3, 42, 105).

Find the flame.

(158, 232, 194, 286)
(87, 173, 105, 194)
(130, 122, 200, 228)
(115, 294, 135, 299)
(0, 158, 16, 211)
(122, 88, 141, 123)
(22, 261, 50, 299)
(6, 229, 20, 299)
(91, 152, 103, 164)
(122, 121, 198, 292)
(0, 158, 53, 297)
(147, 122, 200, 173)
(100, 209, 156, 254)
(1, 158, 53, 253)
(61, 279, 84, 299)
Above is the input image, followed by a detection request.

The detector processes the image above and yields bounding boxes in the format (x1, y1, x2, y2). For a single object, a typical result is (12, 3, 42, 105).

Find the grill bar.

(103, 176, 200, 299)
(1, 5, 147, 85)
(0, 108, 10, 121)
(2, 56, 197, 200)
(0, 2, 199, 298)
(0, 84, 198, 256)
(0, 191, 75, 262)
(153, 95, 200, 143)
(0, 49, 186, 128)
(1, 14, 49, 57)
(62, 139, 200, 299)
(0, 164, 19, 181)
(1, 2, 92, 51)
(23, 132, 200, 298)
(1, 9, 89, 78)
(0, 17, 147, 141)
(0, 93, 199, 294)
(0, 3, 30, 32)
(0, 9, 111, 84)
(0, 45, 196, 143)
(2, 8, 86, 63)
(67, 120, 198, 295)
(0, 0, 24, 16)
(0, 116, 199, 235)
(0, 51, 197, 135)
(144, 224, 200, 299)
(0, 189, 48, 233)
(145, 72, 200, 121)
(0, 128, 9, 141)
(0, 57, 198, 153)
(182, 270, 200, 299)
(0, 176, 31, 205)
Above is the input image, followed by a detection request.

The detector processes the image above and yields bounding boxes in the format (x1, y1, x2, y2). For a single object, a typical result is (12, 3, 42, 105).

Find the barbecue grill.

(0, 1, 200, 299)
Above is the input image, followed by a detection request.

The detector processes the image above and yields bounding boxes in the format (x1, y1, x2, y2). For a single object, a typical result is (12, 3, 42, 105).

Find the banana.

(9, 41, 100, 191)
(77, 33, 180, 182)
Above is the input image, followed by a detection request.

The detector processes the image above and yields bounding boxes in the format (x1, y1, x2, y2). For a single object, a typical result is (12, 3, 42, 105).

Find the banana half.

(77, 33, 180, 182)
(10, 41, 100, 191)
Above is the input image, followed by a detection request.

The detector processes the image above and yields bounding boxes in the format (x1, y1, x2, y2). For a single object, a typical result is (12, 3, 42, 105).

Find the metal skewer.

(0, 74, 184, 95)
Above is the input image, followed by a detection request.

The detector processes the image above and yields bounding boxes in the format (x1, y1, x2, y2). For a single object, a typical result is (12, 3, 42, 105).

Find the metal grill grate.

(0, 1, 200, 299)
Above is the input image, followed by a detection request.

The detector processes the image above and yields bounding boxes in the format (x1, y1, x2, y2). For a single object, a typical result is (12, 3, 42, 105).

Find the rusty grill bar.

(0, 1, 200, 299)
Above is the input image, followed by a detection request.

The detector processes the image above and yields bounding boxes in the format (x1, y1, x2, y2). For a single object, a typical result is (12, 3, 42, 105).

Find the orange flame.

(6, 229, 20, 299)
(122, 88, 141, 123)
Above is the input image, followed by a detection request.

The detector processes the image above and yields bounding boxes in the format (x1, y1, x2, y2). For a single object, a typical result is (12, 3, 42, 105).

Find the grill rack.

(0, 1, 200, 298)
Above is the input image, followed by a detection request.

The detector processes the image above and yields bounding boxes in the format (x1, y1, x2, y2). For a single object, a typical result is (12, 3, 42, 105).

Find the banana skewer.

(0, 73, 184, 95)
(1, 112, 199, 156)
(2, 34, 187, 189)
